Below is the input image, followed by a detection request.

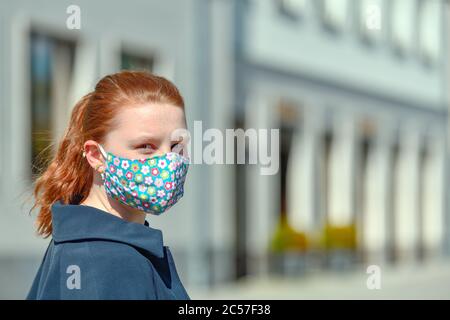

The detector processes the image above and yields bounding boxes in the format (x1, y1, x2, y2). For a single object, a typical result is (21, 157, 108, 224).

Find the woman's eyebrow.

(129, 134, 159, 144)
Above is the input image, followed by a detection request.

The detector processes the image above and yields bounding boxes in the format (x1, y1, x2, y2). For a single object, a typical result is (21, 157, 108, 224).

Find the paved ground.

(189, 259, 450, 300)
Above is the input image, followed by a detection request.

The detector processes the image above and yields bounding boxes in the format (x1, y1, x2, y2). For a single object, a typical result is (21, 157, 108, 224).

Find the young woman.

(26, 71, 191, 300)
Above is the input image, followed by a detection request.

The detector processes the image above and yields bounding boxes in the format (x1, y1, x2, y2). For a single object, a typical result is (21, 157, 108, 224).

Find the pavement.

(189, 259, 450, 300)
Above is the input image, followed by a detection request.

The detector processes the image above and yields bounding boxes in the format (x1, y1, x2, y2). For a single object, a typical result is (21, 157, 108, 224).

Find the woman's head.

(32, 70, 187, 237)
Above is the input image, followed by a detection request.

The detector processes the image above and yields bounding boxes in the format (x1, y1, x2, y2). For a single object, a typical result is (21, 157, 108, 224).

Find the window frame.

(416, 0, 442, 66)
(319, 0, 351, 33)
(114, 39, 175, 81)
(276, 0, 308, 21)
(10, 14, 80, 181)
(356, 0, 384, 45)
(388, 0, 418, 57)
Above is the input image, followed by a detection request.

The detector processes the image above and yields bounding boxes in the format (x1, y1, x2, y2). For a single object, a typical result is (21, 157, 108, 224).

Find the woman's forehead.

(111, 103, 186, 139)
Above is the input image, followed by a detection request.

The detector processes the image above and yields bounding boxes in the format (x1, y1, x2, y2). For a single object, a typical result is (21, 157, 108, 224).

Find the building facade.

(230, 0, 450, 278)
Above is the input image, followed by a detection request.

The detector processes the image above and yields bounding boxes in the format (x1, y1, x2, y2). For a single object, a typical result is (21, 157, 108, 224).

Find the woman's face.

(102, 102, 187, 159)
(82, 102, 187, 217)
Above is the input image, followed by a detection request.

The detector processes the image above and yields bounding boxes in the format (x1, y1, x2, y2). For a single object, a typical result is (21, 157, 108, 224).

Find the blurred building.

(0, 0, 448, 299)
(230, 0, 450, 278)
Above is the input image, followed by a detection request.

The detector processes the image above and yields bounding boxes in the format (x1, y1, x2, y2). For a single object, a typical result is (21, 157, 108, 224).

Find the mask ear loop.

(96, 145, 115, 214)
(97, 144, 108, 160)
(96, 144, 108, 182)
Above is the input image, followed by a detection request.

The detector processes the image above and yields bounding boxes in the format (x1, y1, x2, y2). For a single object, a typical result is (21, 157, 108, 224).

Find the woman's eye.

(138, 144, 155, 151)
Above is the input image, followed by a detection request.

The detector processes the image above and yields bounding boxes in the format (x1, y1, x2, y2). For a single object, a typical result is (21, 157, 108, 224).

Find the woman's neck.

(80, 181, 146, 225)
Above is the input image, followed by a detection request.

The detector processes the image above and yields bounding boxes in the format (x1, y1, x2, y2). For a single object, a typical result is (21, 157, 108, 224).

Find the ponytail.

(31, 92, 94, 237)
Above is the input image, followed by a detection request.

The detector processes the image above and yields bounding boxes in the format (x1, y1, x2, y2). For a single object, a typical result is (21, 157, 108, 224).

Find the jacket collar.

(51, 200, 165, 258)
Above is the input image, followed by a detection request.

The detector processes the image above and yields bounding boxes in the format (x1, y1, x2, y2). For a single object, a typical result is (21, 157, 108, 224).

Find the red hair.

(31, 70, 185, 237)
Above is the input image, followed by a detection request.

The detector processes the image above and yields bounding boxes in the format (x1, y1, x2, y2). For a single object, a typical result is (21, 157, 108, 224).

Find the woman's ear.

(83, 140, 106, 173)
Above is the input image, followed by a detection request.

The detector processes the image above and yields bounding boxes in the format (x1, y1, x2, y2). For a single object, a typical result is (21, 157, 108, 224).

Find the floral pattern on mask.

(100, 148, 189, 215)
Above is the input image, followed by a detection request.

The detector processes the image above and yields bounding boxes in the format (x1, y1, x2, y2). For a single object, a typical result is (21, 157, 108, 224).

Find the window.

(30, 31, 76, 177)
(277, 0, 307, 20)
(121, 49, 154, 72)
(321, 0, 349, 31)
(358, 0, 383, 43)
(417, 0, 441, 64)
(390, 0, 417, 54)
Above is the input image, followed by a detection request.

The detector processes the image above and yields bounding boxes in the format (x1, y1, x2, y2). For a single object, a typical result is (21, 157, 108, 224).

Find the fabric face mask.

(98, 144, 189, 215)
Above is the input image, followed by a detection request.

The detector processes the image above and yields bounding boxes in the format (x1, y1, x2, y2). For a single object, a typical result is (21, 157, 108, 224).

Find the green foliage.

(270, 215, 308, 253)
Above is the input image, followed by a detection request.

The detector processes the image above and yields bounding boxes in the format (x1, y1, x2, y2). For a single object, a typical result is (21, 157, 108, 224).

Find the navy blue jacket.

(26, 200, 190, 300)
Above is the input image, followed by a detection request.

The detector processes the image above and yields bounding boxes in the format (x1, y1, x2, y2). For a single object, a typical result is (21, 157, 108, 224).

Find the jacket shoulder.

(60, 240, 157, 299)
